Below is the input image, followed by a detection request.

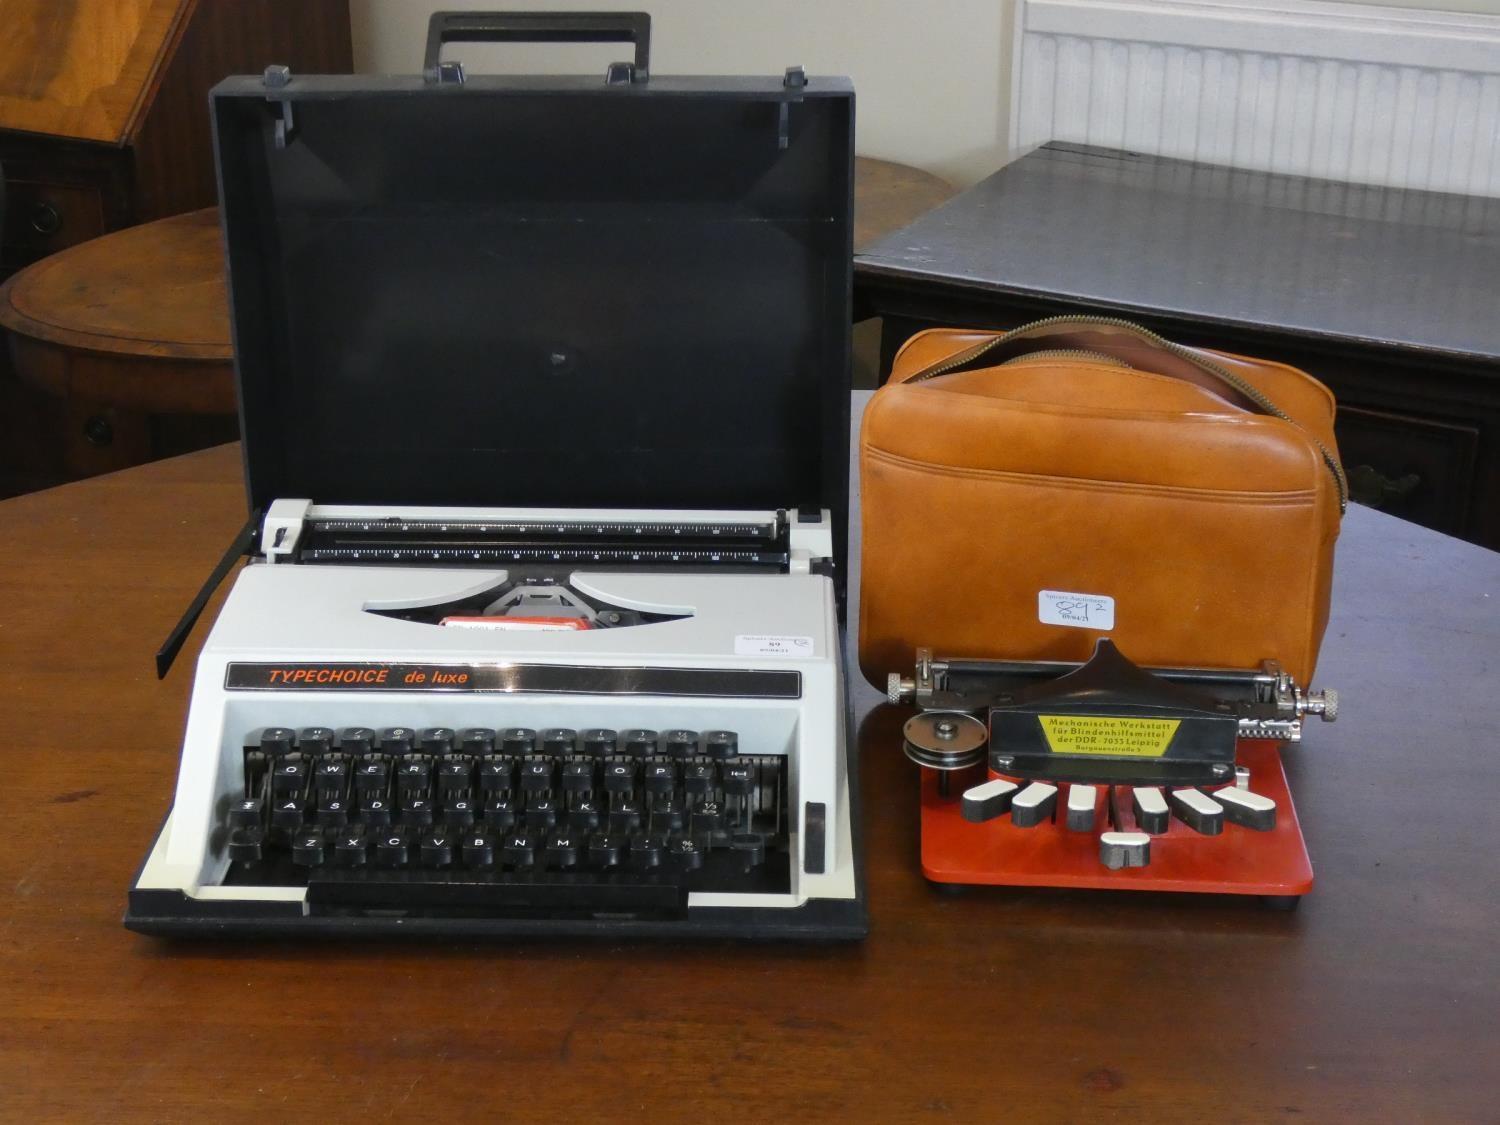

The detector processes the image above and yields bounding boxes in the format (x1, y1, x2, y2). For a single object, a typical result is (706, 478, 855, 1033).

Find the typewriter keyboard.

(222, 725, 789, 917)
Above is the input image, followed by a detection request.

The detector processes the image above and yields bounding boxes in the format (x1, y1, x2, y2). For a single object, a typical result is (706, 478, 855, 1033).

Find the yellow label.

(1038, 715, 1180, 757)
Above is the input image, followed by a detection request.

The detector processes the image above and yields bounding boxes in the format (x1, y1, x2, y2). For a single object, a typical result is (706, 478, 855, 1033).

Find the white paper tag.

(734, 634, 814, 658)
(1038, 590, 1115, 631)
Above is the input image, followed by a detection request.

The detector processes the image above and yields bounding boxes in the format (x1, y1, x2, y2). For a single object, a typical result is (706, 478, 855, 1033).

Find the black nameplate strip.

(224, 663, 801, 699)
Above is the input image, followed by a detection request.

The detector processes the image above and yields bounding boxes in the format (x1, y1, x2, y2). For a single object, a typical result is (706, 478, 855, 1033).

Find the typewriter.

(889, 639, 1337, 907)
(125, 15, 864, 939)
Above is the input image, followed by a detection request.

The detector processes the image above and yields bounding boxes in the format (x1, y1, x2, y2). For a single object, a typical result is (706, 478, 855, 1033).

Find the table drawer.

(1336, 405, 1480, 534)
(0, 179, 108, 273)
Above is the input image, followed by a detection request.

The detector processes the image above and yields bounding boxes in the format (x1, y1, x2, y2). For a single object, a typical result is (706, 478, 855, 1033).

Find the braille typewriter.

(889, 639, 1338, 906)
(125, 13, 865, 939)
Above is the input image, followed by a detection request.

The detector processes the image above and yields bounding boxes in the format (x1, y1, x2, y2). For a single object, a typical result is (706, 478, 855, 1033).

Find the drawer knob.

(30, 201, 61, 235)
(1348, 464, 1420, 508)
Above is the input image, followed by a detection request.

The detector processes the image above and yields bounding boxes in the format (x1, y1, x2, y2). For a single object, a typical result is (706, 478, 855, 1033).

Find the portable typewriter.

(126, 12, 865, 939)
(889, 639, 1338, 906)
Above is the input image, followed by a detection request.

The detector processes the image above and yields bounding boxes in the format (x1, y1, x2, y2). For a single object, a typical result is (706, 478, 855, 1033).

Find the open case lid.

(210, 12, 853, 581)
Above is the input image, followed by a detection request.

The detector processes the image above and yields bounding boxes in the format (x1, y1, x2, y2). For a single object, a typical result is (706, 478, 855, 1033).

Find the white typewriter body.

(133, 500, 857, 925)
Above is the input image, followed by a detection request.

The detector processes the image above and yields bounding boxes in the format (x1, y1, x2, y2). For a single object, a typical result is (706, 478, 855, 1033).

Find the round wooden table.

(0, 159, 954, 480)
(0, 207, 234, 477)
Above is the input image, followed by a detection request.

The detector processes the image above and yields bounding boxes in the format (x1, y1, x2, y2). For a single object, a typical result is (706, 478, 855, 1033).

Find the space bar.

(306, 870, 689, 916)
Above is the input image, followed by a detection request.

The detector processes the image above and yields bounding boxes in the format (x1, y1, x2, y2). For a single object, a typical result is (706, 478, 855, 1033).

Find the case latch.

(778, 66, 806, 150)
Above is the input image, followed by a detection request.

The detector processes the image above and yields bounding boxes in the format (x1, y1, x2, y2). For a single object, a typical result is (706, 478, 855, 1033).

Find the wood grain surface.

(0, 0, 188, 143)
(0, 436, 1496, 1121)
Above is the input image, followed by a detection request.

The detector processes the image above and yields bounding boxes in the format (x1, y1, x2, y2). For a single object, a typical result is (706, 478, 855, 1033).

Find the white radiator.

(1011, 0, 1500, 196)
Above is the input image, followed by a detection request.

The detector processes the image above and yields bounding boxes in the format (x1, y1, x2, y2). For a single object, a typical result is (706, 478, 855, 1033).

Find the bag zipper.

(999, 348, 1133, 369)
(909, 315, 1349, 513)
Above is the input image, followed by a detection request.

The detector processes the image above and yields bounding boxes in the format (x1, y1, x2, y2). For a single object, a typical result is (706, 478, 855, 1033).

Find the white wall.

(348, 0, 1014, 188)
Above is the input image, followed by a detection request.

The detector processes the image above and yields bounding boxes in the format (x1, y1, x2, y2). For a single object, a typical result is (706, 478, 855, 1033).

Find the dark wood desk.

(2, 421, 1497, 1119)
(855, 142, 1500, 549)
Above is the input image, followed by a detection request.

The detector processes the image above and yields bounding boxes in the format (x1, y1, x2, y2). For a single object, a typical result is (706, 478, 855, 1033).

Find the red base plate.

(921, 741, 1313, 897)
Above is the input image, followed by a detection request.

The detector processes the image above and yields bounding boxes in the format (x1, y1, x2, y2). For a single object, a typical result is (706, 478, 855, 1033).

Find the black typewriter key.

(607, 797, 643, 834)
(580, 728, 618, 757)
(520, 759, 554, 794)
(401, 794, 435, 827)
(272, 797, 305, 830)
(354, 759, 389, 791)
(623, 729, 659, 756)
(462, 826, 497, 868)
(359, 792, 392, 827)
(460, 727, 496, 754)
(375, 828, 410, 867)
(260, 727, 296, 755)
(502, 832, 537, 869)
(561, 760, 594, 794)
(443, 795, 476, 829)
(731, 831, 767, 871)
(227, 825, 266, 861)
(588, 833, 624, 869)
(722, 763, 756, 797)
(485, 796, 517, 832)
(272, 757, 309, 794)
(340, 727, 376, 756)
(629, 833, 665, 870)
(229, 798, 264, 827)
(703, 730, 738, 759)
(379, 727, 415, 755)
(545, 832, 580, 869)
(420, 829, 454, 867)
(335, 827, 369, 867)
(540, 728, 576, 756)
(603, 760, 637, 795)
(567, 799, 601, 833)
(316, 795, 349, 828)
(315, 758, 349, 791)
(649, 799, 686, 836)
(669, 835, 704, 872)
(438, 756, 474, 789)
(661, 729, 698, 759)
(502, 727, 538, 755)
(689, 801, 725, 836)
(419, 727, 454, 755)
(524, 798, 558, 831)
(297, 726, 334, 754)
(682, 762, 716, 796)
(643, 761, 676, 796)
(291, 829, 327, 866)
(395, 758, 431, 788)
(478, 756, 515, 792)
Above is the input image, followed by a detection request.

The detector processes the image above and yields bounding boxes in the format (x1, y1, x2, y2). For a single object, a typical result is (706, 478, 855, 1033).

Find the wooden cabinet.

(0, 0, 352, 495)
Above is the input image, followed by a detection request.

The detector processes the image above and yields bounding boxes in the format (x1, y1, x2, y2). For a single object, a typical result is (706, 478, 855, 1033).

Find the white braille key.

(962, 778, 1019, 823)
(1099, 831, 1152, 869)
(1169, 788, 1225, 835)
(1065, 784, 1097, 832)
(1215, 786, 1277, 831)
(1010, 782, 1058, 828)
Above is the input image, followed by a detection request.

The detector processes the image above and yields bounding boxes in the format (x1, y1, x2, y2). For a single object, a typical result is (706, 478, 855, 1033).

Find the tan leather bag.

(859, 317, 1345, 688)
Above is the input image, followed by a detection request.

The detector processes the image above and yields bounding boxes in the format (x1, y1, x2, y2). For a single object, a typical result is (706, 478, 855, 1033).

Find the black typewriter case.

(126, 17, 865, 941)
(214, 50, 854, 592)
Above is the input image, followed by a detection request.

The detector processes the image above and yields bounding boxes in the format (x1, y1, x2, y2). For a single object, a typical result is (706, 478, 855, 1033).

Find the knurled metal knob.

(887, 673, 914, 705)
(1320, 688, 1339, 722)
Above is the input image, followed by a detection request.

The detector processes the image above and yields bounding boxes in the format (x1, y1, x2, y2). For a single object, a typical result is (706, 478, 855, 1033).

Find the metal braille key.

(1066, 784, 1098, 832)
(1010, 782, 1058, 828)
(1215, 786, 1277, 831)
(1099, 831, 1152, 869)
(962, 778, 1018, 823)
(1170, 788, 1225, 835)
(1131, 787, 1170, 834)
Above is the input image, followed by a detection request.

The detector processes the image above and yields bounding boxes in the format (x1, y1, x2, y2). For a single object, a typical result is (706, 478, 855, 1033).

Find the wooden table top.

(3, 422, 1497, 1120)
(0, 206, 230, 361)
(855, 142, 1500, 369)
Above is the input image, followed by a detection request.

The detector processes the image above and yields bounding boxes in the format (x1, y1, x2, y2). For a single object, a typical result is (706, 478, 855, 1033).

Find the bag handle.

(891, 320, 1263, 413)
(423, 10, 651, 85)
